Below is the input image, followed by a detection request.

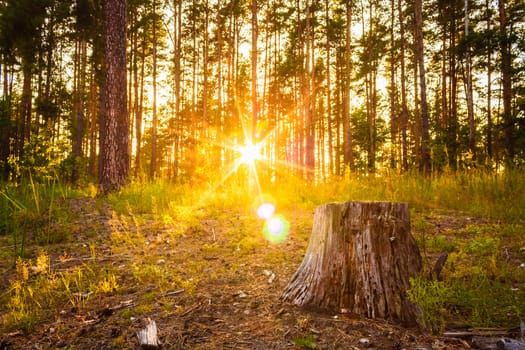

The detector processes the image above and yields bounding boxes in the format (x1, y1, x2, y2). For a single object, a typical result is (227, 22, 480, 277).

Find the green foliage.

(293, 334, 317, 349)
(427, 235, 456, 253)
(449, 274, 525, 327)
(8, 135, 70, 182)
(411, 217, 525, 330)
(407, 276, 452, 334)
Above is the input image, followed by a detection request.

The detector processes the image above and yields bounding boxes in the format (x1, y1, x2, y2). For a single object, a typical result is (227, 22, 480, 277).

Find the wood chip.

(137, 318, 160, 349)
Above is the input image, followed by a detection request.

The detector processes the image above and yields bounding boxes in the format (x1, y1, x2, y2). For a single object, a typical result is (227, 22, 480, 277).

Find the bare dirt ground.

(0, 198, 492, 349)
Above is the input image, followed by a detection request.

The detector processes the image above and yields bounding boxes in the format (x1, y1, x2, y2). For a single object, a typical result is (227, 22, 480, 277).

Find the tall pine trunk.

(151, 0, 158, 179)
(414, 0, 431, 175)
(464, 0, 476, 161)
(17, 63, 32, 158)
(72, 39, 87, 183)
(448, 8, 459, 170)
(251, 0, 258, 142)
(172, 0, 182, 181)
(398, 0, 408, 171)
(389, 0, 398, 170)
(325, 0, 333, 177)
(343, 0, 354, 173)
(498, 0, 514, 164)
(304, 0, 315, 180)
(485, 0, 493, 161)
(99, 0, 129, 193)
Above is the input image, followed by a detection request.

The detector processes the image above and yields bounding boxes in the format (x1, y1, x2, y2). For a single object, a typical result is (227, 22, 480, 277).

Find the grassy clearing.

(0, 170, 524, 336)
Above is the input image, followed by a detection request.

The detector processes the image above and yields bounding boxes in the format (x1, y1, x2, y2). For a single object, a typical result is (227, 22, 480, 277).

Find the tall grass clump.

(107, 178, 198, 214)
(435, 169, 525, 221)
(0, 175, 78, 259)
(105, 168, 525, 223)
(304, 169, 525, 222)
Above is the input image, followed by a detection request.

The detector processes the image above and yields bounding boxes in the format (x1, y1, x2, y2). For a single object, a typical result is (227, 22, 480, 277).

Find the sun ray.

(169, 115, 298, 244)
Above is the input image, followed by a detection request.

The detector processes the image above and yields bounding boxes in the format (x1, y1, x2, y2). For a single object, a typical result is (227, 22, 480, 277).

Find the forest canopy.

(0, 0, 524, 186)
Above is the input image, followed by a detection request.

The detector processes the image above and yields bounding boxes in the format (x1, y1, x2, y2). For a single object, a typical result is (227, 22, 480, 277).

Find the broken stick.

(137, 318, 160, 349)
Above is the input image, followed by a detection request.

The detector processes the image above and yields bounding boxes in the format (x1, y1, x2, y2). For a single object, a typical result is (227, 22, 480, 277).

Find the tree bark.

(414, 0, 431, 175)
(485, 0, 492, 161)
(72, 39, 87, 183)
(151, 0, 158, 179)
(251, 0, 258, 142)
(389, 0, 398, 170)
(397, 0, 408, 171)
(99, 0, 129, 193)
(498, 0, 514, 164)
(304, 0, 315, 180)
(325, 0, 333, 177)
(17, 63, 32, 158)
(281, 201, 422, 327)
(464, 0, 475, 161)
(343, 0, 354, 173)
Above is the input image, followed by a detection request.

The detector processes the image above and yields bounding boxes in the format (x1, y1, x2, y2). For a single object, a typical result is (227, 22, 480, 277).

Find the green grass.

(1, 169, 524, 334)
(0, 177, 81, 260)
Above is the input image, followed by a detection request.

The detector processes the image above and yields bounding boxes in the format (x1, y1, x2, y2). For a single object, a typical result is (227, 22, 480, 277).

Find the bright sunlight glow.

(238, 142, 262, 165)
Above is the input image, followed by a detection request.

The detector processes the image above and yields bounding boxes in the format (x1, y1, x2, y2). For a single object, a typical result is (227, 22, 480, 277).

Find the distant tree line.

(0, 0, 523, 188)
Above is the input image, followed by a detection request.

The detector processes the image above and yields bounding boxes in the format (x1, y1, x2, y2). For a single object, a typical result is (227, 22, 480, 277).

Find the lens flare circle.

(268, 217, 283, 234)
(263, 215, 290, 243)
(257, 203, 275, 220)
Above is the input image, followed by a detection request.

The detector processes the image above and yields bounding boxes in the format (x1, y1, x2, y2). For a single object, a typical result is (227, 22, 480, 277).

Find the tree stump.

(281, 201, 422, 326)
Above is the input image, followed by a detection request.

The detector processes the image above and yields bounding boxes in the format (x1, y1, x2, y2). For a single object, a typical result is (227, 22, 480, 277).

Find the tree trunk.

(498, 0, 514, 164)
(448, 10, 458, 170)
(281, 201, 422, 327)
(17, 63, 32, 158)
(72, 39, 87, 184)
(251, 0, 258, 141)
(485, 0, 492, 161)
(343, 0, 354, 173)
(325, 0, 333, 177)
(150, 0, 158, 179)
(464, 0, 475, 161)
(389, 0, 398, 170)
(304, 0, 315, 180)
(99, 0, 129, 193)
(172, 0, 182, 181)
(414, 0, 431, 175)
(397, 0, 408, 171)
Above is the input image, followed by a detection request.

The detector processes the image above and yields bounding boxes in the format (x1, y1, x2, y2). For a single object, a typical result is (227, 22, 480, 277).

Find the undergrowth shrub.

(407, 276, 452, 334)
(448, 274, 525, 328)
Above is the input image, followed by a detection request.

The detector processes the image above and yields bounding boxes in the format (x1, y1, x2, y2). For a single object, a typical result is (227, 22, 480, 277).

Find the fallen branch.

(444, 329, 513, 338)
(163, 289, 185, 297)
(472, 336, 525, 350)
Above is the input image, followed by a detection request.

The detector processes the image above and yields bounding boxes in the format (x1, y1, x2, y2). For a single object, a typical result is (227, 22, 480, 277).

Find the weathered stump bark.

(281, 201, 422, 326)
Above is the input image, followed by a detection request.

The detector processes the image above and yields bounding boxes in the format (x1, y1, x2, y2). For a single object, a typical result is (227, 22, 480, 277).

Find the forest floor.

(0, 195, 522, 350)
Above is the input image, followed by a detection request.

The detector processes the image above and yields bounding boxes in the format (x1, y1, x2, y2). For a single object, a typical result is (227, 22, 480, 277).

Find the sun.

(238, 141, 262, 165)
